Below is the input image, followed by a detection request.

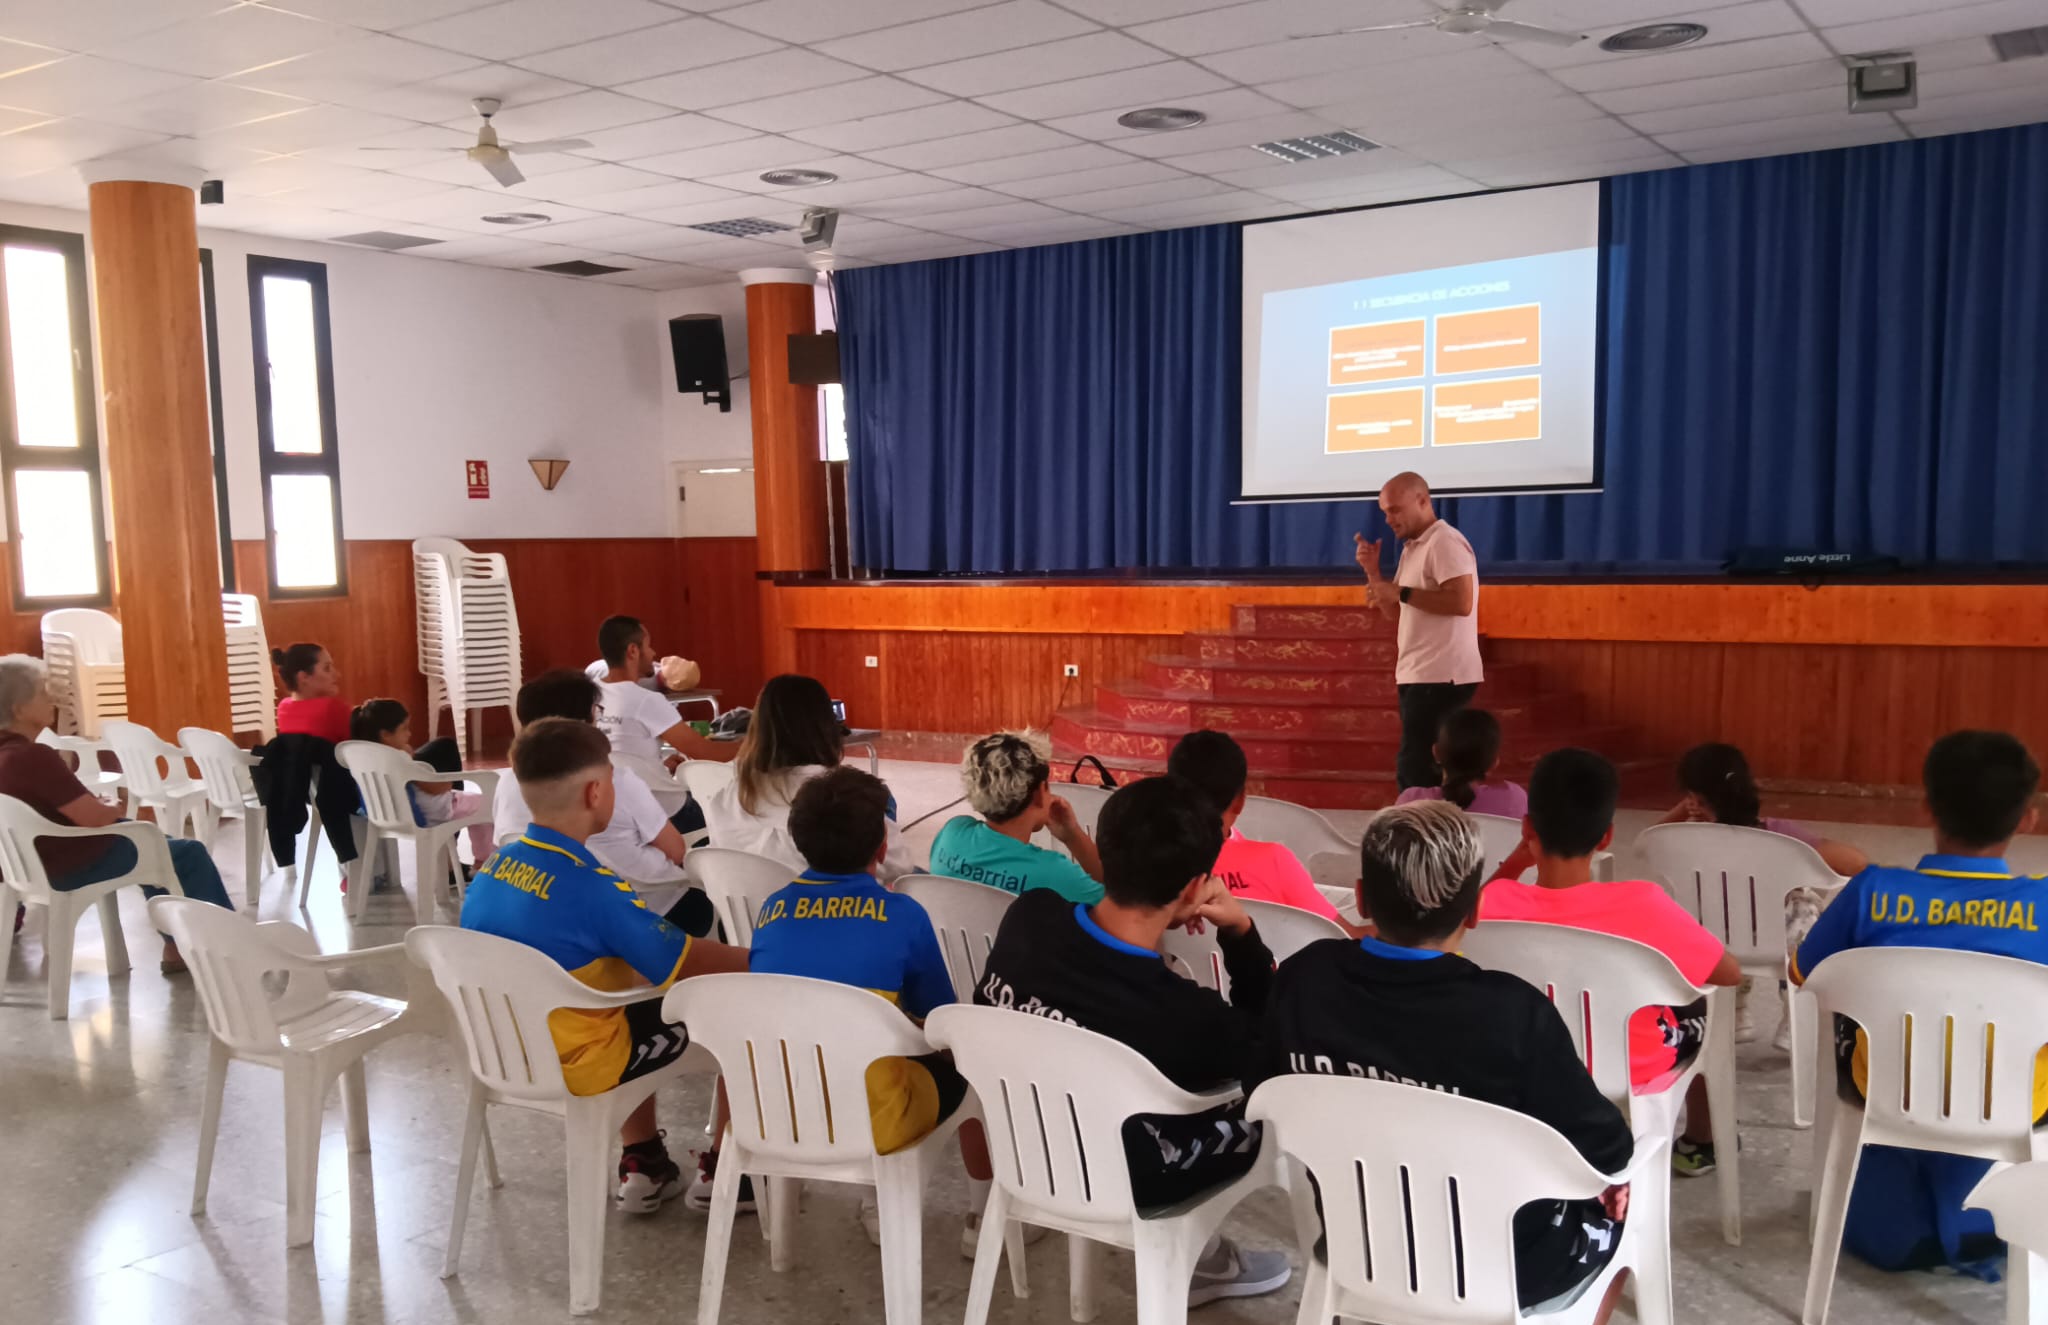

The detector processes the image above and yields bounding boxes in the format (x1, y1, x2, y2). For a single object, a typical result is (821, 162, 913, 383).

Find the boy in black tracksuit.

(1244, 800, 1635, 1318)
(975, 774, 1290, 1307)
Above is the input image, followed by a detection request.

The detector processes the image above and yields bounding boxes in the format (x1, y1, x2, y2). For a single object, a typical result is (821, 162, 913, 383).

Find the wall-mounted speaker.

(669, 314, 731, 412)
(788, 330, 840, 386)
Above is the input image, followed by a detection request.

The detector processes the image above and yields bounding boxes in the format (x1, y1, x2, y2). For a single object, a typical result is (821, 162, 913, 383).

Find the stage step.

(1052, 752, 1671, 814)
(1185, 632, 1399, 668)
(1141, 656, 1537, 705)
(1098, 684, 1584, 737)
(1230, 604, 1388, 638)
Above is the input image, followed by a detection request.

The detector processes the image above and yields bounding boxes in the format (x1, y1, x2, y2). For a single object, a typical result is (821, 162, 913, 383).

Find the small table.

(665, 688, 722, 720)
(844, 728, 882, 777)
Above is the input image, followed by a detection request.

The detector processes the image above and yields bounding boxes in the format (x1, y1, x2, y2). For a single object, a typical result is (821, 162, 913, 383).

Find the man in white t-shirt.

(1353, 472, 1484, 792)
(493, 668, 711, 934)
(594, 615, 737, 836)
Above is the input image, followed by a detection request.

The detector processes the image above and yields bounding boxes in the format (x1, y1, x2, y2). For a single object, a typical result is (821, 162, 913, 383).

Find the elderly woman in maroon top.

(0, 654, 233, 973)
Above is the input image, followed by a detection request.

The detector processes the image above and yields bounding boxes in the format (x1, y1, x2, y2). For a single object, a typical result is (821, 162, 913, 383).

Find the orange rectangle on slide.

(1328, 318, 1427, 385)
(1327, 386, 1425, 453)
(1434, 303, 1541, 375)
(1433, 376, 1541, 446)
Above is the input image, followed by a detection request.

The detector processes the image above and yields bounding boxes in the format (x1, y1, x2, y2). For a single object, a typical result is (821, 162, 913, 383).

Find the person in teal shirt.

(1793, 729, 2046, 1275)
(929, 732, 1104, 903)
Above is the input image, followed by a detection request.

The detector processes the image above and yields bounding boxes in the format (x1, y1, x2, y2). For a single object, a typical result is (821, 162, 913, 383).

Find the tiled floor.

(3, 756, 2035, 1325)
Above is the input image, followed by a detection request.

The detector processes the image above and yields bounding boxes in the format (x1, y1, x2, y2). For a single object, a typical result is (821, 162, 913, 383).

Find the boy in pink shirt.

(1167, 729, 1349, 927)
(1483, 748, 1741, 1177)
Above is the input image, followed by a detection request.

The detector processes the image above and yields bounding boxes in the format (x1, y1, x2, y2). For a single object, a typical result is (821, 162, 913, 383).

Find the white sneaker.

(959, 1210, 1049, 1259)
(1734, 975, 1761, 1044)
(1188, 1237, 1291, 1307)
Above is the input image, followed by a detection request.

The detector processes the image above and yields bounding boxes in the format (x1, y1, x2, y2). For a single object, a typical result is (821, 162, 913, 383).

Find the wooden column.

(741, 268, 828, 574)
(86, 173, 230, 736)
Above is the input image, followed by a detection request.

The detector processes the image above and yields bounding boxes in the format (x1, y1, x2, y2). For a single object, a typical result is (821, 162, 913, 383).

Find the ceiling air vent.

(533, 260, 628, 277)
(1989, 25, 2048, 60)
(1252, 130, 1380, 163)
(330, 230, 443, 250)
(687, 217, 794, 238)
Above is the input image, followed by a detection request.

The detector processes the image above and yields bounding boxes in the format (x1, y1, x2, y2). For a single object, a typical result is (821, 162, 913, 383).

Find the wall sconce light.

(528, 458, 571, 490)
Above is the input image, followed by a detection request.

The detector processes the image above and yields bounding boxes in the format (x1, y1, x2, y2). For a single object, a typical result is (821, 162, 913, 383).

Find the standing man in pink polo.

(1354, 472, 1483, 792)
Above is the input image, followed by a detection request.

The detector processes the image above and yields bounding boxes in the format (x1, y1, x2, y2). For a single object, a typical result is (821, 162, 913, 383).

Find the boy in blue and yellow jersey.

(1793, 729, 2046, 1273)
(463, 718, 748, 1214)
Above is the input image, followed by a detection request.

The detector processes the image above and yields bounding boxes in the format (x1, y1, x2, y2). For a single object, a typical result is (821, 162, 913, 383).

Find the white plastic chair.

(1460, 921, 1734, 1318)
(1469, 812, 1616, 885)
(1800, 947, 2048, 1325)
(178, 727, 269, 908)
(893, 874, 1016, 1003)
(407, 925, 703, 1316)
(0, 797, 178, 1019)
(1235, 794, 1357, 863)
(926, 1003, 1280, 1325)
(1159, 922, 1228, 997)
(149, 897, 425, 1247)
(1967, 1161, 2048, 1325)
(688, 846, 795, 948)
(41, 606, 126, 737)
(334, 740, 498, 925)
(1247, 1073, 1662, 1325)
(1034, 781, 1113, 859)
(1638, 822, 1847, 1127)
(680, 759, 736, 808)
(35, 729, 126, 815)
(100, 720, 208, 839)
(1240, 897, 1348, 962)
(666, 973, 1026, 1325)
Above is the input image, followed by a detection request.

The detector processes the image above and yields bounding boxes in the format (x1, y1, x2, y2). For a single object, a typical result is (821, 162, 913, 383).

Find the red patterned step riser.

(1140, 660, 1538, 705)
(1185, 634, 1401, 668)
(1098, 690, 1583, 737)
(1231, 604, 1388, 638)
(1054, 716, 1402, 773)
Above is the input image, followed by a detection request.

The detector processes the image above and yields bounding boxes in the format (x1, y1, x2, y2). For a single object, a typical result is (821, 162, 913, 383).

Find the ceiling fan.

(1305, 0, 1586, 48)
(361, 98, 592, 187)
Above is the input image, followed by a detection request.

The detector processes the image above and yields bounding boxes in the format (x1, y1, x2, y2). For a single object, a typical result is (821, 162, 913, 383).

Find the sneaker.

(959, 1210, 1049, 1259)
(683, 1150, 756, 1215)
(1772, 1016, 1793, 1054)
(617, 1136, 685, 1215)
(1188, 1237, 1291, 1307)
(1672, 1138, 1717, 1178)
(1733, 975, 1760, 1044)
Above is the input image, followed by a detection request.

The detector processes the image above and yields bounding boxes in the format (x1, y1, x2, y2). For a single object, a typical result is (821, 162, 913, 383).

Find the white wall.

(0, 196, 676, 544)
(657, 281, 754, 469)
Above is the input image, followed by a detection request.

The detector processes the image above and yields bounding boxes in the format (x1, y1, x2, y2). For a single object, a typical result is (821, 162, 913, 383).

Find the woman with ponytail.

(272, 642, 349, 743)
(1395, 708, 1527, 818)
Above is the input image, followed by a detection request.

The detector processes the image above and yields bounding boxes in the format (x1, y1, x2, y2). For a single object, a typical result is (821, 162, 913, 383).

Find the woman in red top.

(273, 642, 349, 742)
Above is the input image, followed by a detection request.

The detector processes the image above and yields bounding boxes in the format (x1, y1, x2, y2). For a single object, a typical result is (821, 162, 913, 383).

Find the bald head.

(1378, 472, 1437, 540)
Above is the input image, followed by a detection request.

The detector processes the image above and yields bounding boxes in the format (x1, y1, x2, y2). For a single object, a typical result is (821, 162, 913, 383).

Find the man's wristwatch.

(1398, 586, 1412, 605)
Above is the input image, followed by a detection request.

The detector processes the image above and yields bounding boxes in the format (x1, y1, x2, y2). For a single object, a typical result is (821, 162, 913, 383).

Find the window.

(0, 226, 105, 606)
(200, 250, 232, 590)
(820, 382, 848, 462)
(248, 255, 342, 595)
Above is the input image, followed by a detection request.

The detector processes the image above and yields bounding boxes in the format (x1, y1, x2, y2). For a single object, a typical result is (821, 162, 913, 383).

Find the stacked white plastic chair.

(413, 537, 522, 765)
(221, 593, 277, 742)
(40, 608, 126, 738)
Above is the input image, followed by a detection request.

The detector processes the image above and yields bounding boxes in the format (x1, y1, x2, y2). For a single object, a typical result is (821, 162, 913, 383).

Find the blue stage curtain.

(836, 123, 2048, 574)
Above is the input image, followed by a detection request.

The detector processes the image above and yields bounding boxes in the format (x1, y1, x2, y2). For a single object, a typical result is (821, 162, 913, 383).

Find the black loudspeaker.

(668, 314, 731, 412)
(788, 330, 840, 386)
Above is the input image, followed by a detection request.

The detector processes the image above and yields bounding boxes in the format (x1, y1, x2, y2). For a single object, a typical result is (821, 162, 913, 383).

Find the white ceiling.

(0, 0, 2038, 287)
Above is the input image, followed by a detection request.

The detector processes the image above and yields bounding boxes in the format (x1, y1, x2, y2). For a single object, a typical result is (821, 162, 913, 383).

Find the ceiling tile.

(263, 167, 458, 210)
(1621, 87, 1848, 137)
(732, 171, 963, 206)
(522, 214, 701, 248)
(363, 183, 601, 229)
(711, 76, 951, 134)
(1107, 110, 1337, 158)
(504, 162, 677, 202)
(928, 141, 1142, 184)
(397, 232, 539, 261)
(1258, 162, 1476, 203)
(0, 103, 51, 136)
(693, 153, 900, 192)
(1088, 191, 1294, 225)
(1131, 0, 1425, 58)
(640, 196, 808, 228)
(397, 0, 679, 61)
(1152, 144, 1280, 173)
(306, 122, 477, 168)
(209, 104, 422, 154)
(98, 6, 350, 81)
(573, 179, 753, 213)
(1049, 175, 1229, 212)
(1656, 110, 1909, 154)
(512, 17, 781, 84)
(1053, 0, 1247, 21)
(389, 141, 601, 185)
(976, 60, 1231, 121)
(1208, 144, 1438, 190)
(1681, 120, 1908, 163)
(1510, 0, 1808, 70)
(265, 0, 501, 30)
(716, 0, 995, 42)
(0, 118, 165, 179)
(0, 56, 195, 117)
(571, 113, 758, 162)
(1582, 59, 1841, 115)
(1553, 34, 1835, 93)
(0, 37, 56, 79)
(952, 216, 1139, 245)
(902, 32, 1163, 97)
(1906, 100, 2048, 140)
(1792, 0, 1941, 22)
(859, 184, 1022, 215)
(88, 80, 308, 135)
(914, 198, 1078, 230)
(370, 62, 585, 124)
(229, 34, 477, 106)
(0, 0, 225, 53)
(475, 89, 675, 139)
(1446, 144, 1683, 182)
(594, 263, 733, 290)
(1820, 0, 2048, 53)
(619, 47, 868, 110)
(1377, 116, 1649, 162)
(1497, 0, 1767, 25)
(1252, 43, 1534, 110)
(990, 159, 1188, 199)
(628, 134, 823, 177)
(1901, 83, 2048, 125)
(865, 122, 1080, 169)
(1044, 87, 1292, 142)
(787, 99, 1015, 152)
(818, 1, 1100, 73)
(1195, 30, 1481, 86)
